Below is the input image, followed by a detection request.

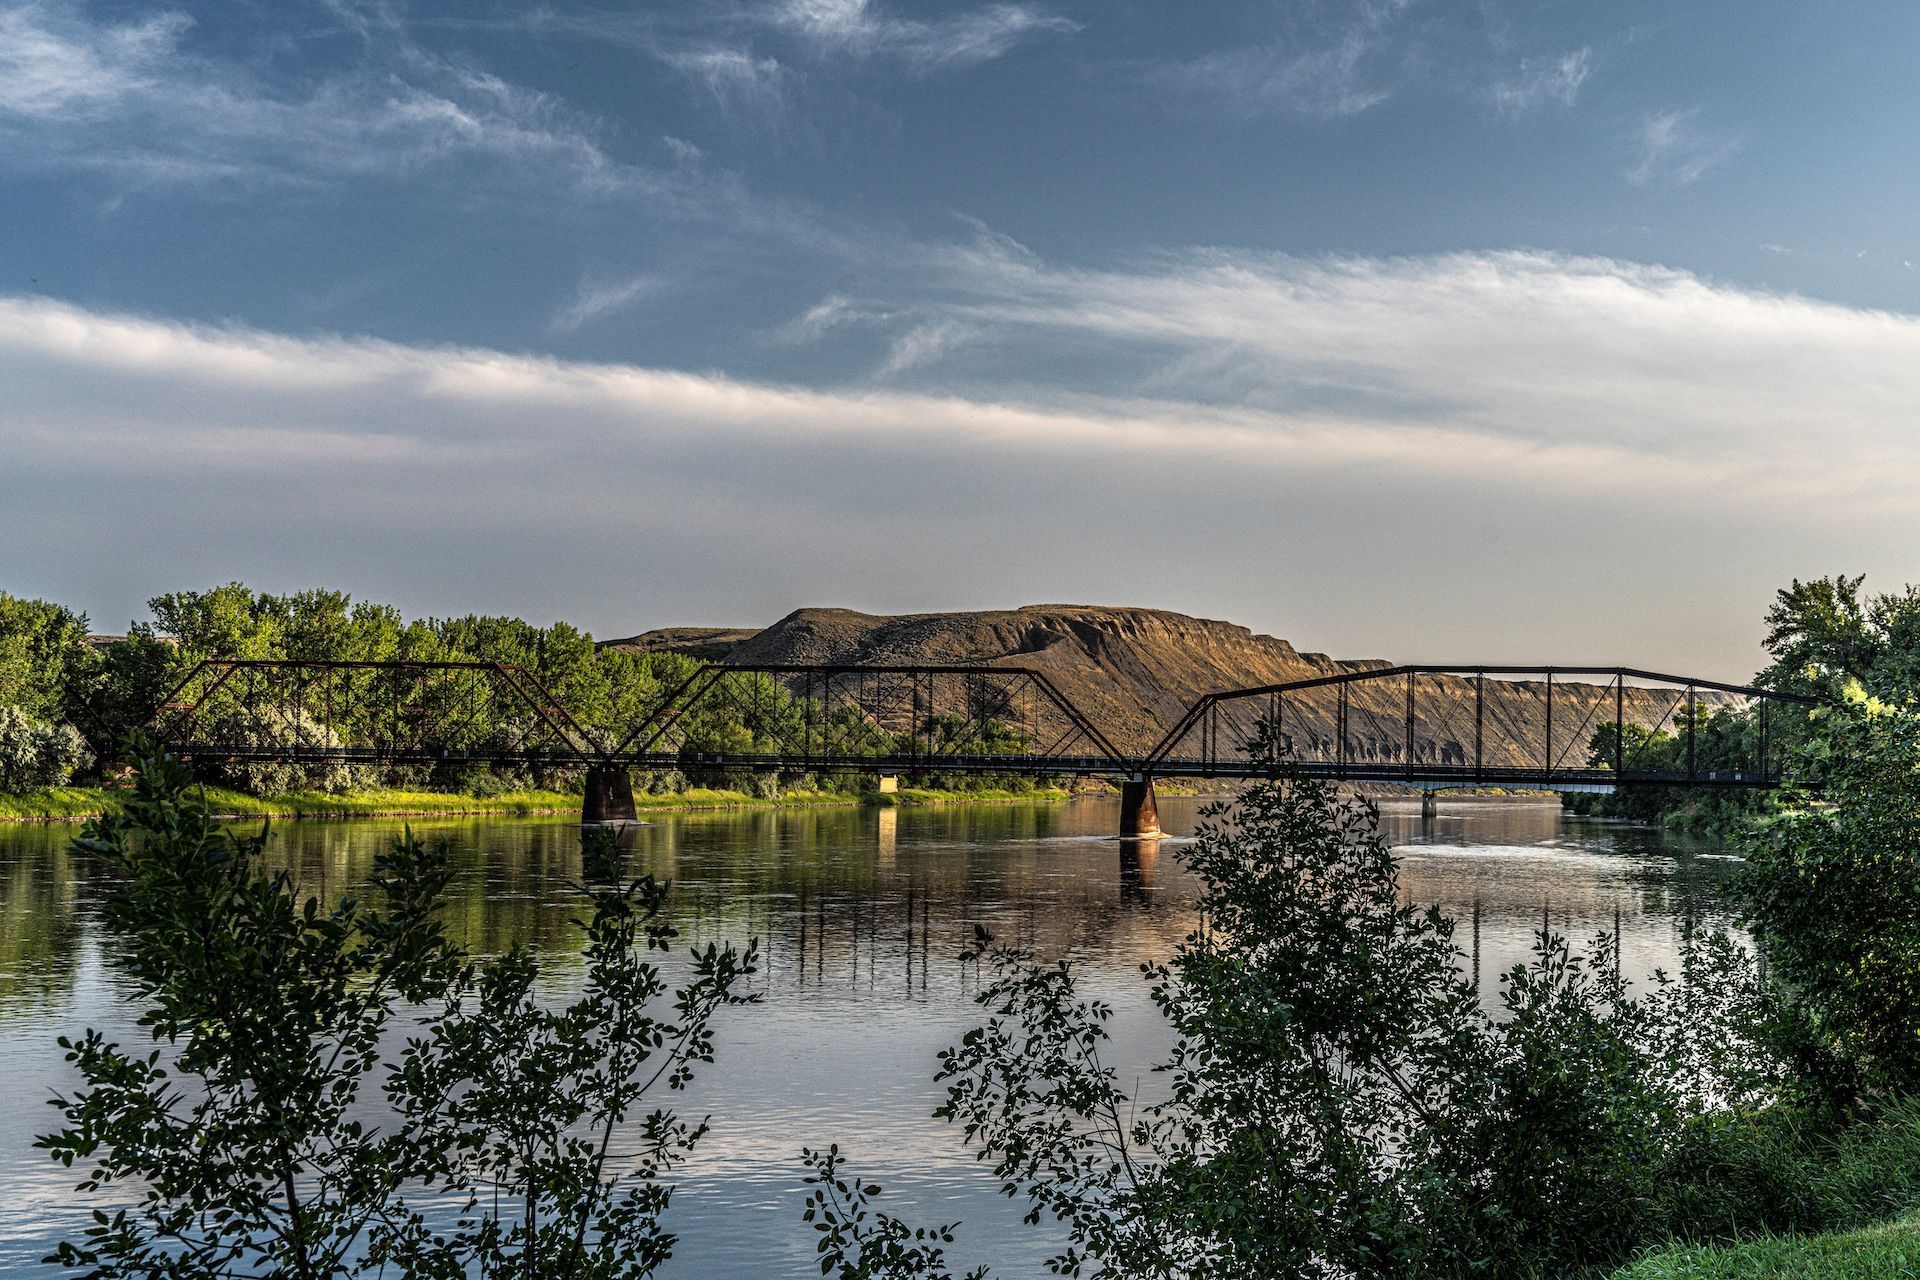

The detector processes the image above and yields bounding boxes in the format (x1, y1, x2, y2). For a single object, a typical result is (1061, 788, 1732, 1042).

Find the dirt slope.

(607, 605, 1709, 767)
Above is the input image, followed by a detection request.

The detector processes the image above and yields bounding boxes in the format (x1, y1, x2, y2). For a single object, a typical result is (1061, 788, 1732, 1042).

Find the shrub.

(808, 728, 1785, 1279)
(0, 705, 92, 790)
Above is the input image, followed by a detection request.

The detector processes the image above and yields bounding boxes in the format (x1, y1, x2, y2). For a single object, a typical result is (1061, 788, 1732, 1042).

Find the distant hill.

(604, 605, 1707, 768)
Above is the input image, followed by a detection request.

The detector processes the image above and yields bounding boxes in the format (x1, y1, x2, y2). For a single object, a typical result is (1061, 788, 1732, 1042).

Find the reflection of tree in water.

(0, 795, 1750, 1028)
(0, 822, 96, 1017)
(1383, 798, 1746, 997)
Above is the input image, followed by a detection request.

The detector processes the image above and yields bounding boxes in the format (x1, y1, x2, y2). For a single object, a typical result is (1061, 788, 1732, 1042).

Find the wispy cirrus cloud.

(1490, 48, 1591, 113)
(1157, 0, 1417, 119)
(550, 274, 671, 335)
(659, 46, 794, 121)
(0, 0, 627, 188)
(1631, 107, 1742, 185)
(768, 0, 1076, 69)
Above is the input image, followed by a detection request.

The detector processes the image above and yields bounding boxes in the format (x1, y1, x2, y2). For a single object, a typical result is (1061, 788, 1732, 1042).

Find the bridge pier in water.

(1421, 789, 1439, 822)
(582, 766, 637, 825)
(1119, 776, 1162, 839)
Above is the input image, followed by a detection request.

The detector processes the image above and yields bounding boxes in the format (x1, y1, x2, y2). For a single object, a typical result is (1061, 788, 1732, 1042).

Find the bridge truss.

(138, 658, 1819, 794)
(1145, 666, 1818, 789)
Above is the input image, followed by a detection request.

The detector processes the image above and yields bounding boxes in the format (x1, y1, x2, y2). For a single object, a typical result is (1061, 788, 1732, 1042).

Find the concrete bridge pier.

(1421, 789, 1439, 822)
(1119, 775, 1162, 839)
(583, 765, 637, 825)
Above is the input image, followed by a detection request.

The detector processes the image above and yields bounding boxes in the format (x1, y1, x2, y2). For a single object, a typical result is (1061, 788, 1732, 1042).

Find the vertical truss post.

(1404, 670, 1415, 775)
(1615, 673, 1625, 777)
(1544, 671, 1554, 777)
(1473, 672, 1484, 776)
(1686, 686, 1697, 782)
(1337, 681, 1348, 777)
(1758, 695, 1770, 782)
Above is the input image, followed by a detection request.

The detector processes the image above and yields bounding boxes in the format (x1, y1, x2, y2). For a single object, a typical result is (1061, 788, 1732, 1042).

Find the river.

(0, 793, 1744, 1276)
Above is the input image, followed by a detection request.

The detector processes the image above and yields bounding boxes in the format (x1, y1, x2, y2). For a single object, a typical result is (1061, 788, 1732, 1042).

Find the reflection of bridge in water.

(142, 660, 1819, 837)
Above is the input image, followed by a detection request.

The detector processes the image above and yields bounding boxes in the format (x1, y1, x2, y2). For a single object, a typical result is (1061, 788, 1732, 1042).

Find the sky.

(2, 0, 1917, 679)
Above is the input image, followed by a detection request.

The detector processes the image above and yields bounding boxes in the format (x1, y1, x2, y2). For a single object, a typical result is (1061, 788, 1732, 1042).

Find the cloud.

(1168, 33, 1391, 118)
(781, 238, 1920, 508)
(662, 46, 793, 120)
(1159, 0, 1417, 119)
(768, 0, 1075, 69)
(1631, 108, 1742, 185)
(550, 275, 669, 334)
(876, 320, 977, 375)
(6, 249, 1920, 669)
(1490, 48, 1591, 113)
(7, 248, 1920, 516)
(0, 0, 627, 189)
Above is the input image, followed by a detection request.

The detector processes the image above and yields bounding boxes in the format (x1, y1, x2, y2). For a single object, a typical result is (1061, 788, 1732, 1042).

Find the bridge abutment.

(583, 766, 637, 825)
(1119, 776, 1161, 839)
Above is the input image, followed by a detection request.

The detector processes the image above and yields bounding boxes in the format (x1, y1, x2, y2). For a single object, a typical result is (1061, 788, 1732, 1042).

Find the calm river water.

(0, 795, 1743, 1276)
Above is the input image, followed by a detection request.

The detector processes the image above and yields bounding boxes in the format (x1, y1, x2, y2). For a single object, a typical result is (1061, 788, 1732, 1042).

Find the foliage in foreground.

(39, 745, 757, 1280)
(807, 723, 1789, 1280)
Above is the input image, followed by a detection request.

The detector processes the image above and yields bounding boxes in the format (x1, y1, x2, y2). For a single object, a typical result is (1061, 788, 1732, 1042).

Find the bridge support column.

(1119, 776, 1161, 839)
(1421, 790, 1438, 822)
(876, 774, 900, 794)
(583, 766, 637, 825)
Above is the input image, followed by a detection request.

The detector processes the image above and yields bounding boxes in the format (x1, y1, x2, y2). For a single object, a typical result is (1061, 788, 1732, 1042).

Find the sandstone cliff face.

(607, 605, 1712, 769)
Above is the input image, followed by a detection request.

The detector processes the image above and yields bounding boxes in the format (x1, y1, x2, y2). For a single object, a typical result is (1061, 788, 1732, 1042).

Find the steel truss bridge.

(139, 659, 1819, 833)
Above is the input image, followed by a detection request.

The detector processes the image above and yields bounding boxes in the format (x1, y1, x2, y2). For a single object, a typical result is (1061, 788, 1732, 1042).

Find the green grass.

(0, 785, 581, 821)
(1612, 1218, 1920, 1278)
(0, 782, 1074, 822)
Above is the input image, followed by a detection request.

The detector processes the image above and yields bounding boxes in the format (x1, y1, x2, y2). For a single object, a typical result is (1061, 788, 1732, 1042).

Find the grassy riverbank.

(0, 782, 1074, 823)
(1612, 1217, 1920, 1278)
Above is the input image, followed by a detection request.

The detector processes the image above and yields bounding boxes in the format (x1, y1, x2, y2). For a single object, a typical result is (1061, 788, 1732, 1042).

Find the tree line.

(0, 583, 1042, 797)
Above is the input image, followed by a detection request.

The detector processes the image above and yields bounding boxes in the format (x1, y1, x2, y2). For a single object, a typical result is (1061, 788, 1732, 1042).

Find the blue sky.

(3, 0, 1918, 676)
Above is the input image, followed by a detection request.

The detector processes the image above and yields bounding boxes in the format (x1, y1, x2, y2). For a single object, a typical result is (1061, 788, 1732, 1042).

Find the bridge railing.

(1143, 665, 1820, 787)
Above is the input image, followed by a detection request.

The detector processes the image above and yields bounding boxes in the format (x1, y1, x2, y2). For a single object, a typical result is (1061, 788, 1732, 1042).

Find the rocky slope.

(607, 605, 1713, 768)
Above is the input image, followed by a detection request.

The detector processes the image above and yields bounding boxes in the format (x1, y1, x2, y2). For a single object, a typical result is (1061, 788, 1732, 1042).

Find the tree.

(1740, 684, 1920, 1104)
(39, 744, 758, 1279)
(1759, 574, 1920, 699)
(0, 590, 98, 724)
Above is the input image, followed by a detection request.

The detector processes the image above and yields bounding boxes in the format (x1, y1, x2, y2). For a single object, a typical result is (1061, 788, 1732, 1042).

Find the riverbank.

(1612, 1217, 1920, 1278)
(0, 783, 1075, 823)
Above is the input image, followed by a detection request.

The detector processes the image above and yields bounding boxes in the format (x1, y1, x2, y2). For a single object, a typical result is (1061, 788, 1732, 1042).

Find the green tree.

(0, 590, 98, 723)
(39, 745, 758, 1279)
(1740, 684, 1920, 1104)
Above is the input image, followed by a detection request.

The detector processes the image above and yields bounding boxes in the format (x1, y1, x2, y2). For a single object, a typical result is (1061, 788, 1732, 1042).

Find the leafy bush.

(39, 745, 758, 1278)
(0, 705, 92, 790)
